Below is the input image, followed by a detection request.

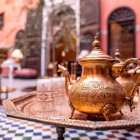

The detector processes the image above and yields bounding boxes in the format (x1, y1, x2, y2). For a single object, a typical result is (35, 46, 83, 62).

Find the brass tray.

(2, 92, 140, 130)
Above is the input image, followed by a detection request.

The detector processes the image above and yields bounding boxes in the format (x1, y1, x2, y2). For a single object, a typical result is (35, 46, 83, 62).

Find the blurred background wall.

(100, 0, 140, 58)
(0, 0, 139, 76)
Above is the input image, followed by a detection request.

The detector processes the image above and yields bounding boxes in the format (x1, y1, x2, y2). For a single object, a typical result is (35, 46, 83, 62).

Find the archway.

(108, 7, 135, 60)
(47, 4, 76, 65)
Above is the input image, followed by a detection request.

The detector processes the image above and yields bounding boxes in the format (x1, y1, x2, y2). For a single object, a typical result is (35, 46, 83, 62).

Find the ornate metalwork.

(112, 49, 139, 99)
(58, 36, 140, 121)
(2, 92, 140, 130)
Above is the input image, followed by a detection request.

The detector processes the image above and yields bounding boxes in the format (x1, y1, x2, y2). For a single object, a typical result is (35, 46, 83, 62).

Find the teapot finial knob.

(92, 36, 100, 49)
(115, 49, 120, 59)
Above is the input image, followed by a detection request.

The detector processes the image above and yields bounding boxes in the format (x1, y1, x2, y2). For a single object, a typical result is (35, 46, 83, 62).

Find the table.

(2, 92, 140, 140)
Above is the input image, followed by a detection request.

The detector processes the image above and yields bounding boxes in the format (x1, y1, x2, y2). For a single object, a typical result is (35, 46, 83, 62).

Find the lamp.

(10, 49, 23, 63)
(0, 49, 23, 93)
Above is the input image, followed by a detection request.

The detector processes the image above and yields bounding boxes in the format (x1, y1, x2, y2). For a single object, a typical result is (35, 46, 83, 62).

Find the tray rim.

(2, 92, 140, 130)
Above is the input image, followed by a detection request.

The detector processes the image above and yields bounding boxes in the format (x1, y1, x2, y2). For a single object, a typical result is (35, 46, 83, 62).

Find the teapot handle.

(127, 72, 140, 112)
(119, 58, 140, 111)
(119, 58, 140, 76)
(120, 57, 140, 99)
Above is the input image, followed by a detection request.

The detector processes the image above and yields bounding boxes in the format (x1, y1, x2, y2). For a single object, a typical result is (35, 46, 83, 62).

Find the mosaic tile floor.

(1, 106, 140, 140)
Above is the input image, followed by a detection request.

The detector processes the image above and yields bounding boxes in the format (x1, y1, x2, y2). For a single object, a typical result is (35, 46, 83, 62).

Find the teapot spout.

(58, 64, 72, 95)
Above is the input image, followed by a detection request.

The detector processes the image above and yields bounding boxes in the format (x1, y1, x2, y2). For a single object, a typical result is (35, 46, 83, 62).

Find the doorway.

(108, 7, 135, 60)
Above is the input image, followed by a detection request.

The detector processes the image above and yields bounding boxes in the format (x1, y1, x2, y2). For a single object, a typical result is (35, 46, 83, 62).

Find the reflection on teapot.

(58, 36, 140, 121)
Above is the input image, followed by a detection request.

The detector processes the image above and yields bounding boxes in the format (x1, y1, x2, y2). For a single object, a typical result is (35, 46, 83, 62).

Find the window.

(0, 13, 4, 29)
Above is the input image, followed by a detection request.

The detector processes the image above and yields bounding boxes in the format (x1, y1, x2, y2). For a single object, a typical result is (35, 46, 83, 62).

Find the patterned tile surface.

(0, 106, 140, 140)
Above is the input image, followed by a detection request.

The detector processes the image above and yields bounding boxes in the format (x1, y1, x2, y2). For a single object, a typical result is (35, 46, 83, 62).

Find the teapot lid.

(113, 49, 124, 68)
(79, 36, 113, 63)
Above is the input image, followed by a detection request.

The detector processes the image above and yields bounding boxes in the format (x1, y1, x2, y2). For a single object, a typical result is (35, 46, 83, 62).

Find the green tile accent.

(15, 133, 24, 136)
(23, 137, 32, 140)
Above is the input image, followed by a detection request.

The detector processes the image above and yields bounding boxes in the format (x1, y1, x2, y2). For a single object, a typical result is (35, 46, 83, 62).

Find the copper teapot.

(112, 49, 140, 100)
(58, 36, 140, 121)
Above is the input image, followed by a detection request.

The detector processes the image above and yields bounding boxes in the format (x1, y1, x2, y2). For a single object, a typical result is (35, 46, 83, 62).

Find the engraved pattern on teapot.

(58, 36, 140, 121)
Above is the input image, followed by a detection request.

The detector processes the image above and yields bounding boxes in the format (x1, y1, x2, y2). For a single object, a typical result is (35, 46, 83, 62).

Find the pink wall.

(0, 0, 27, 47)
(100, 0, 140, 57)
(0, 0, 39, 48)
